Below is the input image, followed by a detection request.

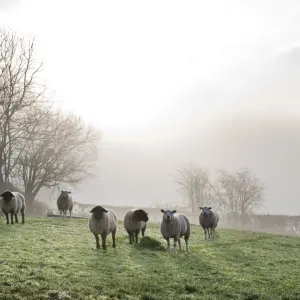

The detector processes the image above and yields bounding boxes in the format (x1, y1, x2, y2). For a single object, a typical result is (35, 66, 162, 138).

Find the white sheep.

(124, 209, 148, 244)
(57, 191, 73, 218)
(88, 205, 117, 249)
(0, 190, 26, 224)
(160, 209, 190, 253)
(199, 206, 219, 240)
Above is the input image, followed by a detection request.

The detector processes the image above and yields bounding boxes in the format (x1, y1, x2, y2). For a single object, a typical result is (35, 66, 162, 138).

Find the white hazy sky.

(1, 1, 300, 213)
(1, 0, 300, 140)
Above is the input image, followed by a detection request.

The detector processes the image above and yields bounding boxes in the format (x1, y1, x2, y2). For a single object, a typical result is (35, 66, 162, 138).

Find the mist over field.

(72, 46, 300, 216)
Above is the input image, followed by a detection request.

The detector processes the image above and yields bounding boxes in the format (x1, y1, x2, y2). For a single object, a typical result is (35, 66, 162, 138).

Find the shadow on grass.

(136, 236, 166, 251)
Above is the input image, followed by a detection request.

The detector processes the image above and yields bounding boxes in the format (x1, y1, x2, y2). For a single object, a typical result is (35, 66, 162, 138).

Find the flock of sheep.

(0, 189, 220, 252)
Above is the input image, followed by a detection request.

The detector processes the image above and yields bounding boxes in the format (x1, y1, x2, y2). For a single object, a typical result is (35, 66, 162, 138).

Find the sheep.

(88, 205, 117, 249)
(0, 190, 26, 224)
(160, 209, 190, 253)
(124, 209, 148, 244)
(57, 191, 73, 218)
(199, 206, 219, 240)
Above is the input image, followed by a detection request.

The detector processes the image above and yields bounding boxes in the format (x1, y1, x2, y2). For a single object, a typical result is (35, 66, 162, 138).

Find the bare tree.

(15, 105, 101, 208)
(0, 28, 44, 188)
(173, 164, 213, 212)
(213, 168, 265, 226)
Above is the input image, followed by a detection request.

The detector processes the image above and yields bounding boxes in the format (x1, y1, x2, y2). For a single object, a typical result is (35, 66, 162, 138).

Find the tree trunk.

(25, 191, 35, 213)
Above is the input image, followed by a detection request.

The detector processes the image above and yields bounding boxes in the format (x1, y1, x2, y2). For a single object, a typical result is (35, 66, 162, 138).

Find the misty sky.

(1, 1, 300, 214)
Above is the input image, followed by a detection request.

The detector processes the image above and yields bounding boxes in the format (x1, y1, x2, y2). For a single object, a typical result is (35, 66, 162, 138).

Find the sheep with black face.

(0, 190, 26, 224)
(88, 206, 117, 249)
(57, 191, 73, 218)
(124, 209, 149, 244)
(160, 209, 190, 253)
(199, 206, 219, 240)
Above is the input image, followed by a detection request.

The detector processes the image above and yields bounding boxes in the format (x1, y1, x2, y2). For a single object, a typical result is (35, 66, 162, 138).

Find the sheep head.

(90, 206, 108, 221)
(160, 209, 176, 221)
(0, 190, 15, 203)
(134, 209, 148, 222)
(199, 206, 212, 217)
(60, 191, 71, 198)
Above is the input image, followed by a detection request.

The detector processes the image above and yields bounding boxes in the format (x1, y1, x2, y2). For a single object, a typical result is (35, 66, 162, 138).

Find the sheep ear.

(68, 191, 71, 194)
(102, 208, 108, 213)
(172, 210, 176, 214)
(90, 206, 100, 213)
(199, 207, 203, 210)
(160, 209, 165, 213)
(208, 207, 212, 210)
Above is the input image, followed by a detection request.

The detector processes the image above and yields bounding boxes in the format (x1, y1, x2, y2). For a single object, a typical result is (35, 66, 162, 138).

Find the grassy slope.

(0, 218, 300, 300)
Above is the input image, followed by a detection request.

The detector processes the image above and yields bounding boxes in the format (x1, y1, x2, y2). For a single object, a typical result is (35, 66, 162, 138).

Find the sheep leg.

(129, 233, 133, 244)
(112, 229, 116, 248)
(101, 234, 107, 250)
(10, 213, 14, 224)
(166, 238, 171, 253)
(4, 212, 9, 224)
(204, 229, 207, 240)
(14, 213, 18, 223)
(21, 210, 25, 224)
(142, 223, 146, 237)
(93, 233, 100, 249)
(173, 238, 178, 253)
(135, 231, 139, 243)
(69, 210, 72, 219)
(184, 236, 189, 252)
(211, 228, 215, 240)
(178, 238, 182, 252)
(131, 233, 134, 244)
(207, 228, 211, 239)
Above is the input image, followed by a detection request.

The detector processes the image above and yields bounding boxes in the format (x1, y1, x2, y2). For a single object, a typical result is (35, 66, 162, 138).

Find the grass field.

(1, 218, 300, 300)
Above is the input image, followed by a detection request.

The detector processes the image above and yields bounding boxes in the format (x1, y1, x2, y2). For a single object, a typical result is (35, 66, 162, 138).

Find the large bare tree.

(174, 164, 212, 212)
(213, 168, 265, 226)
(0, 28, 44, 188)
(15, 105, 101, 208)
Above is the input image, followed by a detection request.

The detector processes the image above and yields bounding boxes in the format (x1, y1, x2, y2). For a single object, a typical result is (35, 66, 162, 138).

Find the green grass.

(0, 218, 300, 300)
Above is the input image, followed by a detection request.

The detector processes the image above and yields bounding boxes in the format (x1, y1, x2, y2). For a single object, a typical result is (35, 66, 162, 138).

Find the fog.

(1, 1, 300, 215)
(71, 46, 300, 215)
